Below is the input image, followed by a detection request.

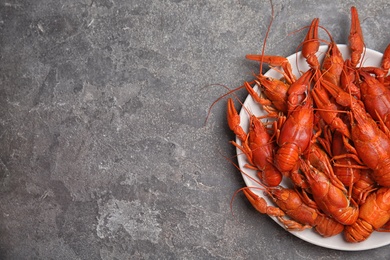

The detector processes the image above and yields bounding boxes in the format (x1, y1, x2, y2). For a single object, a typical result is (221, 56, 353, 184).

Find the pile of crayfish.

(227, 6, 390, 243)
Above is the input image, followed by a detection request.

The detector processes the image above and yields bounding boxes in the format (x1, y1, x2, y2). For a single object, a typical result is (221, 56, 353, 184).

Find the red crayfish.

(224, 6, 390, 242)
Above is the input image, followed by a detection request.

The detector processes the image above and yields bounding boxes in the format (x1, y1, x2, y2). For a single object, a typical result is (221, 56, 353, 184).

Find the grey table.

(1, 0, 390, 259)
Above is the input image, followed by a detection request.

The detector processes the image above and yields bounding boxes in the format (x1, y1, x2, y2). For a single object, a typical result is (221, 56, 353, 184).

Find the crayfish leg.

(302, 18, 320, 71)
(227, 98, 248, 142)
(349, 6, 364, 67)
(243, 188, 285, 217)
(276, 216, 312, 231)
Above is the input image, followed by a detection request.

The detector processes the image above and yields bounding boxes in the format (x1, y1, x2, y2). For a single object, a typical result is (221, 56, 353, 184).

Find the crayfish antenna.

(204, 82, 255, 126)
(258, 0, 275, 76)
(223, 152, 273, 220)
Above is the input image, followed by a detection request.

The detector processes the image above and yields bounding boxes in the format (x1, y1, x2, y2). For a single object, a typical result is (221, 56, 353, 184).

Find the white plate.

(238, 44, 390, 251)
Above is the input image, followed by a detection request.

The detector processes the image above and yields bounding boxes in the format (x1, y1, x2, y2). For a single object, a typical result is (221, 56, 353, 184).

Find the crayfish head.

(269, 186, 290, 201)
(269, 187, 301, 210)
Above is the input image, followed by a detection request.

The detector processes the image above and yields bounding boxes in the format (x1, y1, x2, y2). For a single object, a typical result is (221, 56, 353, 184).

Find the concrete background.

(1, 0, 390, 259)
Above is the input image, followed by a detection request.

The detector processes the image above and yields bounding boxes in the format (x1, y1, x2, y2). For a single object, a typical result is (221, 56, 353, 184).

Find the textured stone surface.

(0, 0, 390, 259)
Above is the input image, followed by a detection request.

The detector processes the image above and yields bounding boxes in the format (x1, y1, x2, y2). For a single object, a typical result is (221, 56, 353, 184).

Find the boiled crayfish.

(226, 6, 390, 243)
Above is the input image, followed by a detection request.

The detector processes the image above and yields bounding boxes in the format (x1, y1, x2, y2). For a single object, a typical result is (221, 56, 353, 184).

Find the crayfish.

(224, 6, 390, 243)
